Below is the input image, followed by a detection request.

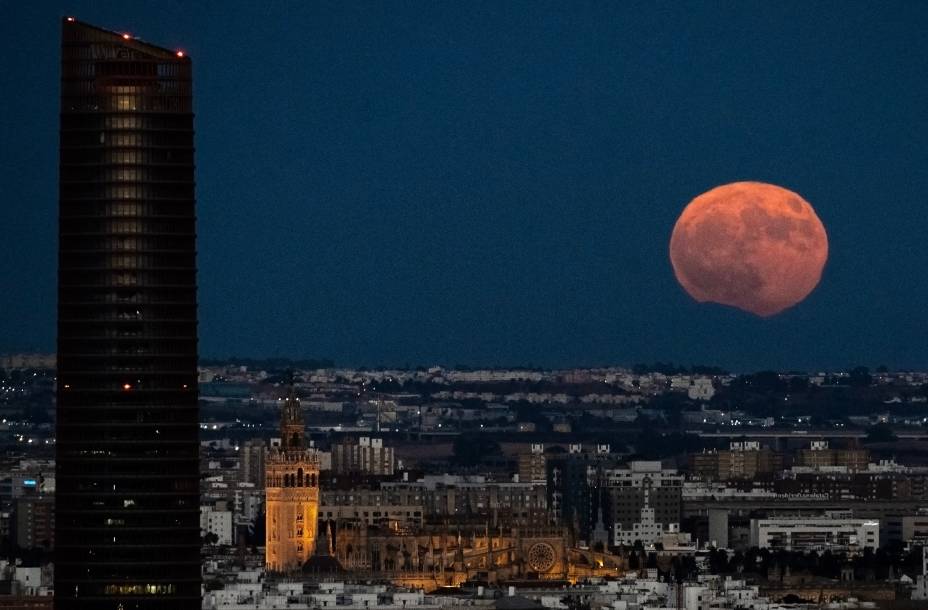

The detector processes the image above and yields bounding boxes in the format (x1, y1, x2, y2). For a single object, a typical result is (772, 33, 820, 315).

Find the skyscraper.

(266, 388, 320, 572)
(56, 18, 200, 609)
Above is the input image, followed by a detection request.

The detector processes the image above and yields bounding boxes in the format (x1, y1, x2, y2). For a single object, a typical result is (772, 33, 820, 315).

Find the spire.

(591, 484, 609, 547)
(280, 371, 305, 450)
(486, 521, 494, 569)
(327, 520, 335, 556)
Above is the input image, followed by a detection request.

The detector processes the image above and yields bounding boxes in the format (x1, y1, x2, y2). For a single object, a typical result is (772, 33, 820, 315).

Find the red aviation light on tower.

(66, 17, 75, 22)
(122, 33, 131, 40)
(176, 51, 185, 58)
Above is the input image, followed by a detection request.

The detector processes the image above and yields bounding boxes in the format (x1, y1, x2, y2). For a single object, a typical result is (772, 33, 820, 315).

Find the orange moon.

(669, 182, 828, 317)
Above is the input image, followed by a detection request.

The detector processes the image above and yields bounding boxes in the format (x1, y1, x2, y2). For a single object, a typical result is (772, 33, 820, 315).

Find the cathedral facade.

(319, 521, 624, 587)
(266, 389, 320, 572)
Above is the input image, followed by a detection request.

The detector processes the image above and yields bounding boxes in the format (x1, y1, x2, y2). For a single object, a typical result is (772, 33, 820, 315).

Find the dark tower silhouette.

(56, 18, 200, 609)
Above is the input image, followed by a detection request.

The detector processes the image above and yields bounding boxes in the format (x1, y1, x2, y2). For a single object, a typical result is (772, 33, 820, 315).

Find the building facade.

(200, 505, 233, 546)
(15, 497, 55, 551)
(604, 461, 683, 542)
(689, 442, 784, 481)
(796, 441, 869, 471)
(378, 475, 550, 525)
(750, 514, 879, 553)
(56, 18, 200, 608)
(240, 438, 267, 486)
(266, 390, 320, 572)
(331, 437, 394, 476)
(319, 504, 424, 529)
(518, 444, 548, 483)
(546, 449, 621, 539)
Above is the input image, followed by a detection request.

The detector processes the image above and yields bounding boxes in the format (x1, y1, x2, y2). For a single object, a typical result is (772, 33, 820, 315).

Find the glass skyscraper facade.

(56, 18, 200, 609)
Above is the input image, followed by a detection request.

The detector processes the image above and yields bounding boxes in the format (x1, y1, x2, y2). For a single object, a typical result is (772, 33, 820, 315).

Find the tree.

(732, 371, 786, 393)
(690, 365, 728, 375)
(865, 423, 897, 444)
(560, 596, 591, 610)
(819, 550, 841, 579)
(646, 552, 657, 569)
(708, 548, 729, 573)
(783, 594, 812, 604)
(848, 366, 872, 388)
(788, 376, 810, 393)
(246, 511, 266, 547)
(202, 531, 219, 546)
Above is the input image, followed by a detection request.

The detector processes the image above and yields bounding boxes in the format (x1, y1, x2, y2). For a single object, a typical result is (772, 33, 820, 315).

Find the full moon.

(669, 181, 828, 317)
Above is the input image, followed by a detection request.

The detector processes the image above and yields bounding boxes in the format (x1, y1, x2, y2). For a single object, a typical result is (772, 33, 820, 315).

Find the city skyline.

(3, 4, 928, 609)
(3, 2, 928, 370)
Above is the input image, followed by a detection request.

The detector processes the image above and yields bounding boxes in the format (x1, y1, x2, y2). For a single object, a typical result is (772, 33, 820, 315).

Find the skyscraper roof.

(63, 17, 188, 61)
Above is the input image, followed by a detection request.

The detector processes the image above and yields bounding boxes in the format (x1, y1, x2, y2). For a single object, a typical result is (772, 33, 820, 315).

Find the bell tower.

(280, 385, 305, 451)
(265, 380, 320, 573)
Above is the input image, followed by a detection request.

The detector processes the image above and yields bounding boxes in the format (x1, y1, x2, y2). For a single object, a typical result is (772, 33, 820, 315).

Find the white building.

(614, 507, 666, 546)
(202, 581, 442, 610)
(12, 566, 43, 596)
(750, 515, 879, 553)
(200, 505, 234, 546)
(233, 486, 264, 524)
(606, 461, 683, 547)
(687, 377, 716, 401)
(602, 460, 682, 487)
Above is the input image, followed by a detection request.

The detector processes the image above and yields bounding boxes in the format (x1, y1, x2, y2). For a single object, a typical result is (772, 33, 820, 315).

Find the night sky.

(2, 2, 927, 371)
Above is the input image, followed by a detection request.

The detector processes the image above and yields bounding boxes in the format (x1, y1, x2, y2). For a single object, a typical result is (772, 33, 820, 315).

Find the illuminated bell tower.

(265, 386, 320, 572)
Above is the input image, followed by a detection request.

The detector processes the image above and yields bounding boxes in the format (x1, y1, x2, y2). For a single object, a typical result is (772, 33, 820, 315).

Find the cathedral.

(262, 385, 623, 583)
(265, 387, 320, 572)
(310, 520, 626, 587)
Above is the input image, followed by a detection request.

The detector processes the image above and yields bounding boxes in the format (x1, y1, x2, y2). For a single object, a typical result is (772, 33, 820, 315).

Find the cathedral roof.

(301, 554, 345, 574)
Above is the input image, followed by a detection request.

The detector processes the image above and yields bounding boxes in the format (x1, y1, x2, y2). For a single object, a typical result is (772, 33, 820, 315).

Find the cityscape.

(4, 354, 928, 608)
(2, 3, 928, 610)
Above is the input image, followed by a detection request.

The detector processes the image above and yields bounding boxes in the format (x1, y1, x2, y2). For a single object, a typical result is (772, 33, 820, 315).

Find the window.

(113, 96, 139, 111)
(113, 168, 141, 182)
(112, 133, 142, 147)
(108, 150, 142, 164)
(106, 116, 142, 129)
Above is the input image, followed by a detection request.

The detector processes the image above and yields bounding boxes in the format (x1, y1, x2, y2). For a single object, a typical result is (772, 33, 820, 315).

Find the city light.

(8, 11, 928, 607)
